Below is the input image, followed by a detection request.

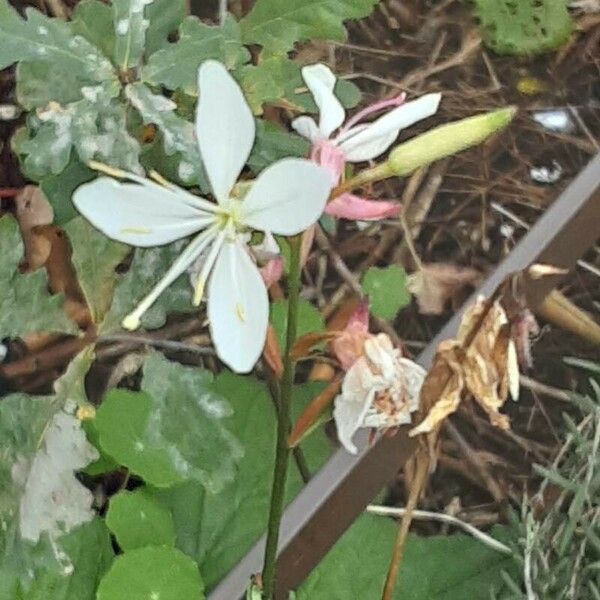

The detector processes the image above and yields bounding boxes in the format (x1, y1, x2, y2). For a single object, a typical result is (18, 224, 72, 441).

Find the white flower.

(333, 334, 426, 454)
(73, 60, 331, 373)
(292, 63, 441, 167)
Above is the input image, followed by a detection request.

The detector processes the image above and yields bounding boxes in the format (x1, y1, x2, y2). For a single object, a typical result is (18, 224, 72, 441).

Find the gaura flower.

(292, 63, 441, 221)
(73, 60, 331, 373)
(332, 304, 425, 454)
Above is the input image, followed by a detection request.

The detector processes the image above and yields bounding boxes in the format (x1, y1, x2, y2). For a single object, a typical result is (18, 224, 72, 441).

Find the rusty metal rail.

(209, 152, 600, 600)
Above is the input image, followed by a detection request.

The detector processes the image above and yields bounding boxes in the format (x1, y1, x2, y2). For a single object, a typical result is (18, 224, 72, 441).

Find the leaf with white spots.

(125, 82, 209, 189)
(106, 489, 175, 551)
(94, 352, 243, 491)
(97, 546, 204, 600)
(112, 0, 154, 70)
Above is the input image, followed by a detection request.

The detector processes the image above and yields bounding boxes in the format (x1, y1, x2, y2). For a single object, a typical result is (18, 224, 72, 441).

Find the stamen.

(88, 160, 128, 179)
(122, 225, 219, 330)
(149, 170, 173, 188)
(338, 93, 406, 135)
(192, 228, 227, 306)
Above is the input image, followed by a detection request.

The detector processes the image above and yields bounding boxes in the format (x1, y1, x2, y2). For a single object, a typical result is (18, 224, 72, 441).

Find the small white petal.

(241, 158, 331, 235)
(339, 93, 441, 162)
(196, 60, 255, 203)
(291, 116, 321, 143)
(208, 238, 268, 373)
(73, 177, 214, 247)
(507, 339, 520, 401)
(301, 64, 345, 138)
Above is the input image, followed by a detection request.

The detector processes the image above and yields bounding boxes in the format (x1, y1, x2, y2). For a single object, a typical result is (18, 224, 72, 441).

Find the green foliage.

(297, 514, 512, 599)
(142, 15, 249, 93)
(94, 352, 243, 491)
(71, 0, 116, 61)
(149, 372, 332, 591)
(144, 0, 186, 56)
(112, 0, 151, 70)
(106, 489, 176, 551)
(0, 519, 114, 600)
(240, 0, 380, 54)
(248, 121, 310, 174)
(0, 215, 75, 337)
(472, 0, 572, 56)
(97, 546, 204, 600)
(65, 217, 129, 325)
(100, 241, 194, 334)
(361, 265, 411, 321)
(270, 298, 325, 352)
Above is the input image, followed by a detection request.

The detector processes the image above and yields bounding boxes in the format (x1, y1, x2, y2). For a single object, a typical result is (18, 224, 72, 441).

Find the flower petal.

(339, 93, 441, 162)
(73, 177, 214, 247)
(326, 193, 401, 221)
(241, 158, 331, 235)
(291, 116, 321, 143)
(301, 63, 345, 138)
(208, 238, 269, 373)
(196, 60, 255, 202)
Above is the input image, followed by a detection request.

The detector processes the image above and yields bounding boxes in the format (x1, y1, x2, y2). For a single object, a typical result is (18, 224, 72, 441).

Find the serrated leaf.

(40, 159, 95, 225)
(64, 217, 129, 325)
(296, 514, 512, 599)
(0, 0, 115, 81)
(473, 0, 572, 56)
(0, 519, 114, 600)
(112, 0, 153, 70)
(101, 241, 193, 334)
(361, 265, 411, 321)
(248, 120, 310, 174)
(145, 0, 186, 56)
(106, 489, 175, 551)
(142, 15, 249, 93)
(270, 298, 325, 353)
(14, 91, 142, 180)
(72, 0, 116, 60)
(97, 546, 204, 600)
(149, 373, 332, 591)
(95, 352, 243, 491)
(240, 0, 379, 54)
(0, 215, 75, 336)
(0, 350, 97, 572)
(125, 82, 208, 188)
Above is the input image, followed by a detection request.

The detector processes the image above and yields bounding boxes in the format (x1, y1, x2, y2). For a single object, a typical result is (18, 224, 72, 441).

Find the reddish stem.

(0, 187, 24, 198)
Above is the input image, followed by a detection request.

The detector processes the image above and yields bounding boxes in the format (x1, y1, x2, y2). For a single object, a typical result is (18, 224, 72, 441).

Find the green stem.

(262, 234, 302, 599)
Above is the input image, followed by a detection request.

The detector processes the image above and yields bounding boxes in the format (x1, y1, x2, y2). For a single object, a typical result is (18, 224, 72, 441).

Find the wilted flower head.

(293, 63, 441, 221)
(73, 60, 331, 373)
(332, 307, 425, 453)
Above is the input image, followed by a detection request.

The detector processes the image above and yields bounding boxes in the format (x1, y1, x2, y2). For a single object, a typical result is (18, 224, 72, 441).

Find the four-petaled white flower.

(292, 63, 441, 220)
(333, 333, 426, 454)
(73, 60, 331, 373)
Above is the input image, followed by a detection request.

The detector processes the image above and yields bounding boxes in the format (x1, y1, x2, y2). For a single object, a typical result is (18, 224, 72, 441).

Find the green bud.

(387, 107, 516, 176)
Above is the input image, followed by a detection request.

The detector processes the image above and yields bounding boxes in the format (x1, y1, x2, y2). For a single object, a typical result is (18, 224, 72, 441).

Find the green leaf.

(125, 82, 208, 188)
(0, 215, 75, 336)
(106, 489, 176, 551)
(248, 120, 310, 174)
(361, 265, 410, 321)
(13, 91, 142, 180)
(297, 514, 512, 599)
(472, 0, 572, 56)
(101, 240, 193, 333)
(112, 0, 151, 70)
(95, 352, 243, 491)
(0, 0, 115, 81)
(0, 519, 114, 600)
(71, 0, 116, 60)
(292, 77, 362, 113)
(240, 0, 379, 54)
(39, 159, 95, 225)
(145, 0, 186, 56)
(97, 546, 204, 600)
(0, 351, 98, 567)
(64, 217, 129, 325)
(148, 372, 332, 591)
(142, 15, 249, 93)
(270, 298, 325, 352)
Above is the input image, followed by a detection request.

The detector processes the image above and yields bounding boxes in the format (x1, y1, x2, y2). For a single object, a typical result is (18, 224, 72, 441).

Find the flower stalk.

(262, 234, 302, 599)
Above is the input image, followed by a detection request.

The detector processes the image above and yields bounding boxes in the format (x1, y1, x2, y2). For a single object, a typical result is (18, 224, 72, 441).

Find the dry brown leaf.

(407, 263, 480, 315)
(262, 323, 283, 378)
(14, 186, 54, 270)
